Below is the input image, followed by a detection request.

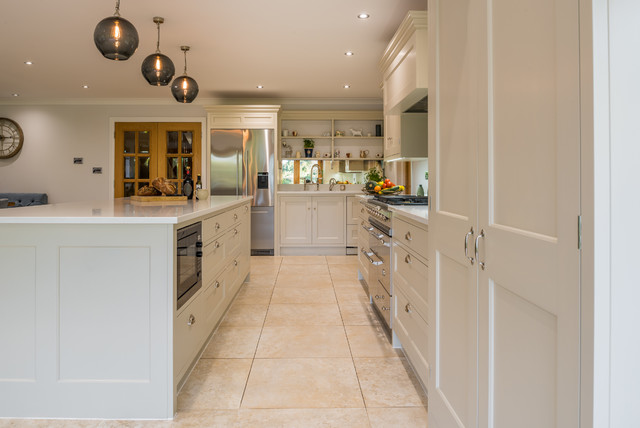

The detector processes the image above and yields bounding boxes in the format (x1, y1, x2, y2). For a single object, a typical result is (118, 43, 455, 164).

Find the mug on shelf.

(282, 129, 289, 136)
(360, 149, 369, 158)
(291, 131, 298, 136)
(346, 152, 352, 158)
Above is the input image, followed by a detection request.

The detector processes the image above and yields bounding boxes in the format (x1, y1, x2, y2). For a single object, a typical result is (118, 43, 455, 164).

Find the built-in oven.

(176, 222, 203, 310)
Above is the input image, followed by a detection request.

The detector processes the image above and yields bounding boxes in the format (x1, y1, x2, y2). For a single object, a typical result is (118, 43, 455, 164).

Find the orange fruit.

(374, 185, 381, 192)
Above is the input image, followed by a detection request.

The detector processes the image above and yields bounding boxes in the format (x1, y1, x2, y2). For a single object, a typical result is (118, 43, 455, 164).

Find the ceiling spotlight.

(357, 13, 370, 19)
(93, 0, 139, 61)
(343, 84, 351, 89)
(257, 85, 264, 89)
(24, 61, 33, 65)
(171, 46, 199, 104)
(141, 17, 175, 86)
(82, 85, 90, 89)
(345, 51, 354, 56)
(12, 93, 19, 97)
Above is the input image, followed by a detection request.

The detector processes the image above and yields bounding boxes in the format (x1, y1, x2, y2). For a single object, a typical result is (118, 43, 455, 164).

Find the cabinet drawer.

(225, 223, 244, 257)
(202, 234, 227, 287)
(394, 287, 428, 389)
(226, 250, 250, 304)
(393, 217, 427, 257)
(175, 292, 205, 379)
(202, 267, 226, 331)
(203, 212, 231, 242)
(393, 243, 428, 321)
(231, 203, 250, 225)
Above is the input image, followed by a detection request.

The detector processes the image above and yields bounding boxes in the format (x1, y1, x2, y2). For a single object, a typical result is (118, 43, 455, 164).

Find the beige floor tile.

(101, 410, 239, 427)
(233, 285, 274, 305)
(264, 303, 343, 326)
(241, 358, 364, 409)
(354, 358, 428, 408)
(278, 264, 329, 276)
(236, 408, 370, 428)
(332, 278, 367, 289)
(339, 302, 382, 326)
(326, 255, 359, 265)
(334, 286, 370, 304)
(0, 421, 105, 427)
(202, 326, 262, 359)
(255, 326, 350, 358)
(367, 407, 428, 428)
(220, 304, 268, 327)
(251, 256, 283, 266)
(281, 256, 327, 265)
(275, 273, 333, 288)
(329, 263, 359, 278)
(270, 286, 336, 304)
(250, 265, 280, 277)
(345, 325, 401, 358)
(177, 359, 253, 410)
(245, 274, 278, 286)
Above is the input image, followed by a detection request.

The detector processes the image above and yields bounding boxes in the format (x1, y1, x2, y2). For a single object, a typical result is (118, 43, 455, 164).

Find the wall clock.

(0, 117, 24, 159)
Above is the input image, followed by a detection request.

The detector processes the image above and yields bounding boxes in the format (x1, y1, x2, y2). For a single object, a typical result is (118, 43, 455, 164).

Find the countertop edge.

(389, 205, 428, 226)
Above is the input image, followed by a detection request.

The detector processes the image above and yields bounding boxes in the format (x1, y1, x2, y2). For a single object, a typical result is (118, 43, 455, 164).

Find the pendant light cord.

(182, 49, 188, 75)
(156, 22, 161, 53)
(114, 0, 121, 17)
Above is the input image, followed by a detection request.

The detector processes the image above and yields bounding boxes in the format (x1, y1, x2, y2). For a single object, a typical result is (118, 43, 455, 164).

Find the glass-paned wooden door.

(114, 122, 201, 198)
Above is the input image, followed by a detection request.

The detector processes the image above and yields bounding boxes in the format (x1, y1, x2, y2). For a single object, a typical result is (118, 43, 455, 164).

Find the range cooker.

(361, 194, 426, 329)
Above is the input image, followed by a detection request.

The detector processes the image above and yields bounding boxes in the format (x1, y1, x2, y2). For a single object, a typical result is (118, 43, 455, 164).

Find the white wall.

(0, 104, 205, 203)
(411, 159, 428, 194)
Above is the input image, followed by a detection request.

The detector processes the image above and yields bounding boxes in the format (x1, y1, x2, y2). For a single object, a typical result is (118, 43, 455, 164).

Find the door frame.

(108, 117, 206, 199)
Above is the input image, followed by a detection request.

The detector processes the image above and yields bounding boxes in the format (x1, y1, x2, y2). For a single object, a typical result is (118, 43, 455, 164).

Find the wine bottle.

(182, 167, 194, 199)
(195, 174, 202, 190)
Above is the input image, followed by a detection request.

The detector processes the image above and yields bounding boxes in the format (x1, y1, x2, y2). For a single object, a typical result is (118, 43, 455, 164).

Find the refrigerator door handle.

(236, 150, 241, 196)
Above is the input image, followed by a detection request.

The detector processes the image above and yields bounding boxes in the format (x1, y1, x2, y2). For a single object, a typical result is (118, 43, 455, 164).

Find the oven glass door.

(177, 223, 202, 309)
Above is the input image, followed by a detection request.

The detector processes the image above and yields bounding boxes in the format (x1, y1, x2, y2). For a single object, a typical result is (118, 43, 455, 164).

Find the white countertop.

(278, 190, 364, 196)
(389, 205, 428, 226)
(0, 196, 252, 224)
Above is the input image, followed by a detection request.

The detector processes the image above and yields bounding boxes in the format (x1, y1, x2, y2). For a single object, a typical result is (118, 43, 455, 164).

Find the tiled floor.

(0, 256, 428, 428)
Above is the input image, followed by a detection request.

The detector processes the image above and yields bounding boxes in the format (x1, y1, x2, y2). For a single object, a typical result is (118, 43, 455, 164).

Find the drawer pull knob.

(405, 254, 412, 264)
(244, 205, 248, 212)
(405, 303, 412, 313)
(234, 260, 238, 266)
(405, 231, 412, 241)
(234, 228, 239, 236)
(215, 241, 220, 249)
(382, 306, 390, 311)
(215, 222, 220, 230)
(187, 314, 196, 326)
(214, 280, 221, 289)
(234, 213, 238, 220)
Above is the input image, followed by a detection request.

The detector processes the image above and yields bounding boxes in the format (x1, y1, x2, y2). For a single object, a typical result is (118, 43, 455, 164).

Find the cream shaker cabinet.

(279, 195, 345, 247)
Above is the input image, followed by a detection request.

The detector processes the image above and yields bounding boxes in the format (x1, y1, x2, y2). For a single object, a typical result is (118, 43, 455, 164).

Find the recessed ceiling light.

(256, 85, 264, 89)
(343, 84, 351, 89)
(24, 61, 33, 65)
(82, 85, 89, 89)
(357, 13, 370, 19)
(12, 93, 19, 97)
(345, 51, 354, 56)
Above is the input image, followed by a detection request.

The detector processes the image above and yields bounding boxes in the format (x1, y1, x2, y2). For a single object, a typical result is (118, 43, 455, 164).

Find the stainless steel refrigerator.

(210, 129, 275, 255)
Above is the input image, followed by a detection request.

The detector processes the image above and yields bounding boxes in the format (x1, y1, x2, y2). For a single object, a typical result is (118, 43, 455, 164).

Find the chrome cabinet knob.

(233, 228, 238, 236)
(405, 254, 412, 264)
(215, 222, 220, 230)
(405, 231, 412, 241)
(187, 314, 196, 326)
(214, 281, 220, 289)
(234, 213, 238, 220)
(234, 260, 238, 266)
(244, 205, 248, 212)
(215, 241, 220, 249)
(382, 306, 390, 311)
(405, 303, 412, 313)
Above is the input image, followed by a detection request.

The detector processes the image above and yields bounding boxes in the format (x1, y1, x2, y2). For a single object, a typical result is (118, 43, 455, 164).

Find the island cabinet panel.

(0, 223, 173, 419)
(0, 246, 36, 381)
(59, 246, 151, 381)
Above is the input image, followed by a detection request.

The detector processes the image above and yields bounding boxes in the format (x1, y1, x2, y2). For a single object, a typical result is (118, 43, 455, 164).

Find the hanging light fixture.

(141, 17, 175, 86)
(93, 0, 139, 61)
(171, 46, 199, 103)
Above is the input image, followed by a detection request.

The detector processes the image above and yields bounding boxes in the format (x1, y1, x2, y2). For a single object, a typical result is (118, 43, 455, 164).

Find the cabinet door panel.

(428, 0, 479, 426)
(313, 197, 345, 245)
(279, 197, 311, 245)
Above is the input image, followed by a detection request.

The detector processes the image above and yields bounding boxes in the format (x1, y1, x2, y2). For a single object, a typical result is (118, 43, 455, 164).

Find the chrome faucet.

(329, 178, 337, 191)
(305, 164, 321, 190)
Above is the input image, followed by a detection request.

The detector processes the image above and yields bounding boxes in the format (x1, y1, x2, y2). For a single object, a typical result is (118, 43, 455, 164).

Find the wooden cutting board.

(130, 195, 188, 205)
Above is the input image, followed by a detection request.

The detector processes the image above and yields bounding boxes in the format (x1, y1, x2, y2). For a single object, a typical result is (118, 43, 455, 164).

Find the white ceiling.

(0, 0, 427, 103)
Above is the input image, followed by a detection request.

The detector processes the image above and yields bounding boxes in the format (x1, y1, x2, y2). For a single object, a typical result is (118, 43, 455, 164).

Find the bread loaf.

(151, 177, 177, 195)
(137, 185, 160, 196)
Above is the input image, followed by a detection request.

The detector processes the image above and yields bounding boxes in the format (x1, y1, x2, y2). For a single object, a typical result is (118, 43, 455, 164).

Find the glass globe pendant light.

(171, 46, 199, 103)
(93, 0, 139, 61)
(141, 17, 175, 86)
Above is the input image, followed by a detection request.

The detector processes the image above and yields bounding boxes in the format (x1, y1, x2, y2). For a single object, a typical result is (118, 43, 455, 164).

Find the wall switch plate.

(73, 157, 83, 164)
(92, 167, 102, 174)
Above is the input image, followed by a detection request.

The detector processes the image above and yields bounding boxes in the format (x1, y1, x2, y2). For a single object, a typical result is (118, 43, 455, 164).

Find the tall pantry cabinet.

(427, 1, 580, 427)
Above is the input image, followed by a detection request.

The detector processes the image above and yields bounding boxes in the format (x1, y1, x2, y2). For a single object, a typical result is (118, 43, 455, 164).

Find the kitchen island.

(0, 196, 251, 420)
